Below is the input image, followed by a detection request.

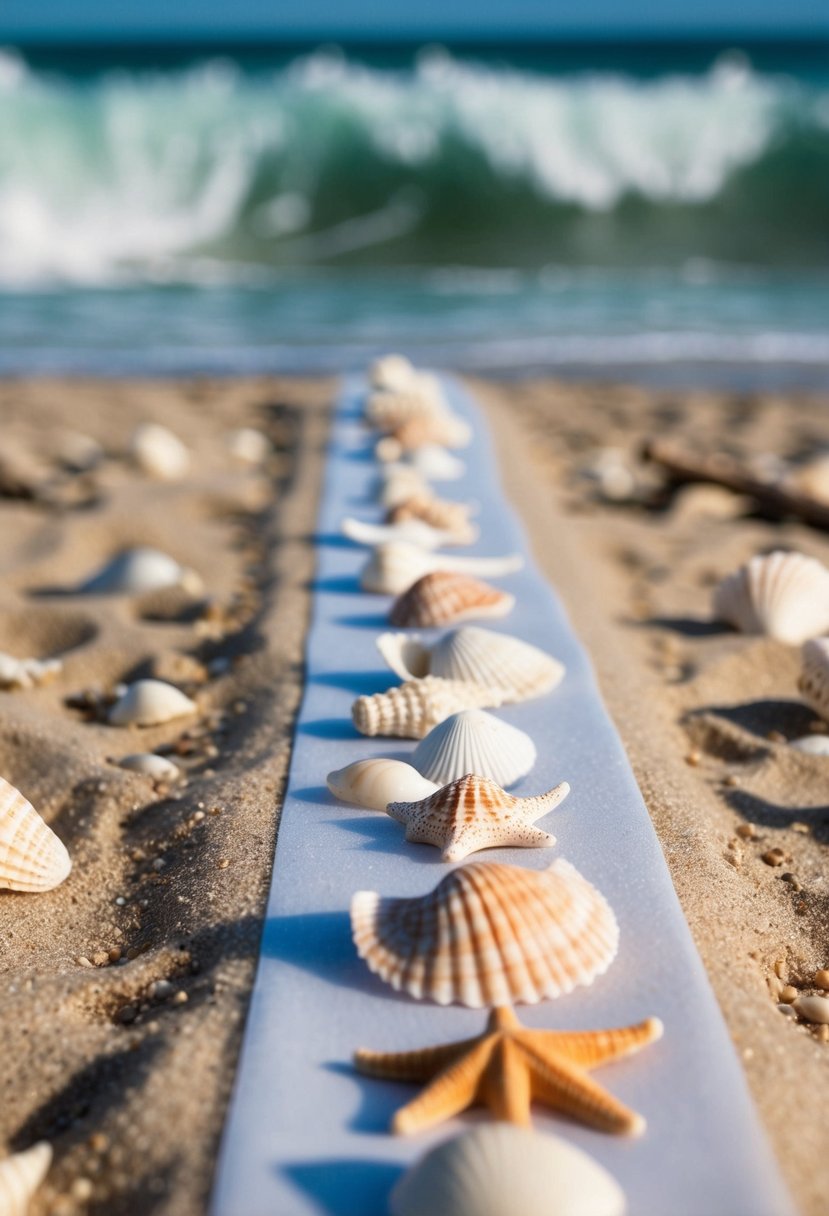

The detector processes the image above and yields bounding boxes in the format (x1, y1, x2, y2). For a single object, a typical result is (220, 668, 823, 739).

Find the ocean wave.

(0, 46, 828, 286)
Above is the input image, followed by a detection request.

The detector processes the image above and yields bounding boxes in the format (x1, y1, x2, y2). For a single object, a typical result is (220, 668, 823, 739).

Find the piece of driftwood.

(642, 438, 829, 532)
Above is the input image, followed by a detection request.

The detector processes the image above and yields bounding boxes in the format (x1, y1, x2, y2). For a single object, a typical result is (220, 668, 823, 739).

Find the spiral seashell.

(712, 550, 829, 644)
(389, 572, 516, 628)
(377, 626, 564, 703)
(412, 709, 536, 786)
(130, 423, 190, 480)
(798, 638, 829, 721)
(0, 1142, 53, 1215)
(0, 776, 71, 893)
(117, 753, 183, 782)
(390, 1126, 627, 1216)
(341, 517, 459, 552)
(362, 543, 523, 597)
(351, 857, 619, 1007)
(352, 677, 506, 740)
(78, 547, 202, 596)
(109, 679, 197, 727)
(326, 759, 439, 811)
(0, 653, 62, 691)
(387, 495, 478, 546)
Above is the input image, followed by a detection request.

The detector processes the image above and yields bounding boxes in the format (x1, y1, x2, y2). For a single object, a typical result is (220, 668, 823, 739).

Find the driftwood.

(642, 438, 829, 532)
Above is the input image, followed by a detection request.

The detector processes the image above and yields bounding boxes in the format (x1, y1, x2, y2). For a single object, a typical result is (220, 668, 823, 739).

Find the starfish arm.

(391, 1038, 495, 1135)
(441, 823, 556, 862)
(480, 1037, 533, 1126)
(524, 1017, 663, 1067)
(524, 1045, 646, 1136)
(520, 781, 570, 822)
(354, 1039, 470, 1083)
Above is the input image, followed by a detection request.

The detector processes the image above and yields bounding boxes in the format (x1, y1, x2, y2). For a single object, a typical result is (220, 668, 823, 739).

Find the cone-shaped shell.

(412, 709, 536, 787)
(0, 776, 71, 893)
(351, 857, 619, 1007)
(130, 423, 190, 480)
(390, 572, 515, 628)
(78, 547, 199, 595)
(378, 627, 564, 703)
(387, 496, 478, 546)
(361, 542, 522, 597)
(352, 678, 506, 740)
(109, 679, 197, 727)
(390, 1126, 626, 1216)
(712, 550, 829, 644)
(799, 638, 829, 721)
(342, 517, 458, 552)
(327, 759, 439, 811)
(0, 1143, 53, 1216)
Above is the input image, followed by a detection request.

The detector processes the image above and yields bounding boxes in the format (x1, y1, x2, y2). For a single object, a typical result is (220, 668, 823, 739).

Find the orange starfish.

(355, 1005, 662, 1137)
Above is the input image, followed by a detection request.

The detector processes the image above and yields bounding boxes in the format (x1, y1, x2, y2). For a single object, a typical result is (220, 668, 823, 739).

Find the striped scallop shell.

(0, 1143, 53, 1216)
(390, 1126, 626, 1216)
(350, 857, 619, 1007)
(712, 550, 829, 644)
(378, 627, 564, 703)
(352, 677, 506, 739)
(0, 776, 71, 893)
(387, 496, 478, 546)
(411, 709, 536, 786)
(362, 543, 522, 597)
(390, 572, 515, 628)
(798, 638, 829, 721)
(327, 759, 439, 811)
(109, 679, 197, 727)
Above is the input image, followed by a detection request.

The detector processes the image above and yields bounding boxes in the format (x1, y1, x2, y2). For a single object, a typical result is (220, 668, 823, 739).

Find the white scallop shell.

(0, 653, 62, 691)
(390, 1126, 627, 1216)
(0, 776, 71, 893)
(130, 423, 190, 480)
(0, 1142, 53, 1216)
(227, 427, 270, 465)
(118, 753, 183, 781)
(326, 759, 439, 811)
(412, 709, 536, 787)
(377, 627, 564, 703)
(109, 680, 197, 727)
(360, 542, 523, 596)
(712, 550, 829, 644)
(78, 547, 201, 596)
(799, 638, 829, 721)
(341, 517, 459, 552)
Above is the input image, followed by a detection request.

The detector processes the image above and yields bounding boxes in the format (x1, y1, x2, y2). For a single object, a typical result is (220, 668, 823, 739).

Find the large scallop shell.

(0, 1142, 53, 1216)
(130, 423, 190, 480)
(390, 1126, 626, 1216)
(389, 572, 516, 627)
(109, 679, 197, 727)
(387, 496, 478, 546)
(78, 547, 201, 596)
(0, 776, 71, 893)
(351, 857, 619, 1007)
(342, 517, 459, 552)
(361, 542, 522, 596)
(798, 638, 829, 721)
(352, 677, 506, 739)
(377, 627, 564, 703)
(712, 550, 829, 644)
(412, 709, 536, 787)
(326, 759, 439, 811)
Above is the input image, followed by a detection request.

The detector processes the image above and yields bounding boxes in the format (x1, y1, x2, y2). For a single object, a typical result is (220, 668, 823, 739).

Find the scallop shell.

(0, 776, 71, 893)
(379, 466, 432, 509)
(390, 1126, 627, 1216)
(352, 677, 506, 739)
(326, 759, 439, 811)
(0, 1142, 53, 1216)
(78, 547, 201, 596)
(227, 427, 270, 465)
(369, 354, 417, 392)
(377, 627, 564, 703)
(0, 653, 62, 691)
(798, 638, 829, 721)
(117, 753, 183, 782)
(341, 517, 459, 552)
(130, 423, 190, 480)
(390, 572, 516, 629)
(361, 542, 522, 597)
(412, 709, 536, 787)
(351, 856, 619, 1007)
(712, 551, 829, 644)
(387, 773, 569, 861)
(109, 680, 197, 727)
(387, 496, 478, 546)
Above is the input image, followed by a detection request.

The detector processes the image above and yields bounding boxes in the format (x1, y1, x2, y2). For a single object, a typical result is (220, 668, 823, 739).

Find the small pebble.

(115, 896, 126, 907)
(781, 873, 802, 892)
(173, 990, 188, 1005)
(736, 823, 757, 840)
(152, 858, 165, 872)
(150, 979, 174, 1000)
(766, 730, 786, 744)
(685, 750, 701, 767)
(217, 858, 230, 869)
(92, 951, 109, 967)
(76, 956, 93, 968)
(88, 1133, 109, 1153)
(116, 1004, 137, 1025)
(72, 1178, 94, 1201)
(794, 995, 829, 1024)
(722, 773, 740, 788)
(780, 985, 798, 1004)
(761, 848, 785, 867)
(778, 1003, 797, 1018)
(814, 969, 829, 990)
(792, 821, 811, 834)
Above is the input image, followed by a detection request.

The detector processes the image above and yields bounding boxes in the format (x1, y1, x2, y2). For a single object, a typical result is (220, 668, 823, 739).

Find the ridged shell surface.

(390, 572, 515, 628)
(79, 547, 194, 595)
(0, 776, 71, 892)
(387, 496, 477, 545)
(352, 678, 506, 739)
(362, 543, 522, 597)
(109, 680, 197, 727)
(713, 550, 829, 644)
(326, 759, 439, 811)
(0, 1142, 53, 1216)
(390, 1126, 627, 1216)
(798, 639, 829, 721)
(130, 423, 190, 480)
(350, 857, 619, 1007)
(412, 709, 537, 787)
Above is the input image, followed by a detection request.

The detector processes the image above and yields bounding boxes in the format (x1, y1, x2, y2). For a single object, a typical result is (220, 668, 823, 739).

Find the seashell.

(326, 759, 439, 811)
(0, 653, 62, 691)
(377, 626, 564, 703)
(412, 709, 536, 786)
(793, 995, 829, 1024)
(799, 638, 829, 721)
(379, 466, 432, 509)
(403, 446, 466, 482)
(352, 677, 506, 740)
(390, 572, 515, 628)
(369, 353, 417, 392)
(381, 412, 473, 454)
(78, 547, 202, 596)
(0, 1142, 53, 1216)
(387, 773, 569, 861)
(351, 856, 619, 1007)
(58, 430, 104, 472)
(390, 1126, 627, 1216)
(387, 495, 478, 545)
(0, 776, 71, 893)
(790, 734, 829, 756)
(365, 383, 444, 430)
(361, 542, 522, 597)
(117, 753, 183, 782)
(130, 423, 190, 480)
(712, 550, 829, 644)
(227, 427, 271, 465)
(341, 517, 460, 552)
(109, 680, 197, 727)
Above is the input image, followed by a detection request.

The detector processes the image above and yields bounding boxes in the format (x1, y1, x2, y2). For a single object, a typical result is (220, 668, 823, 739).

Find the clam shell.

(227, 427, 270, 465)
(351, 856, 619, 1007)
(0, 1142, 53, 1216)
(326, 759, 439, 811)
(130, 423, 190, 480)
(390, 1126, 626, 1216)
(361, 543, 522, 597)
(109, 679, 197, 727)
(352, 677, 506, 740)
(390, 572, 516, 628)
(387, 495, 478, 546)
(0, 776, 71, 893)
(793, 995, 829, 1024)
(118, 753, 183, 782)
(799, 639, 829, 721)
(712, 551, 829, 644)
(377, 627, 564, 703)
(341, 517, 458, 552)
(0, 653, 62, 691)
(78, 547, 201, 596)
(412, 709, 536, 787)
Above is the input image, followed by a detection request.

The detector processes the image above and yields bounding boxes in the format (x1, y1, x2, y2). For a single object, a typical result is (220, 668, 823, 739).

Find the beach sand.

(1, 372, 827, 1214)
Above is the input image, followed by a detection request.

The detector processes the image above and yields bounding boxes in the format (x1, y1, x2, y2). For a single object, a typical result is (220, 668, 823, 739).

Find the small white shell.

(369, 354, 417, 392)
(713, 550, 829, 644)
(117, 754, 182, 782)
(360, 542, 522, 596)
(0, 1142, 53, 1216)
(790, 735, 829, 756)
(0, 776, 71, 893)
(0, 653, 62, 691)
(109, 680, 197, 727)
(326, 759, 439, 811)
(412, 709, 536, 787)
(227, 427, 270, 465)
(390, 1126, 627, 1216)
(341, 517, 459, 552)
(352, 677, 506, 739)
(799, 639, 829, 721)
(793, 995, 829, 1024)
(79, 547, 201, 596)
(131, 423, 190, 480)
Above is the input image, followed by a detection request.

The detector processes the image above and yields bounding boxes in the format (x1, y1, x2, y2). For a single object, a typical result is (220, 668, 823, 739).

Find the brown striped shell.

(387, 496, 478, 546)
(390, 572, 515, 628)
(0, 776, 72, 893)
(352, 677, 506, 739)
